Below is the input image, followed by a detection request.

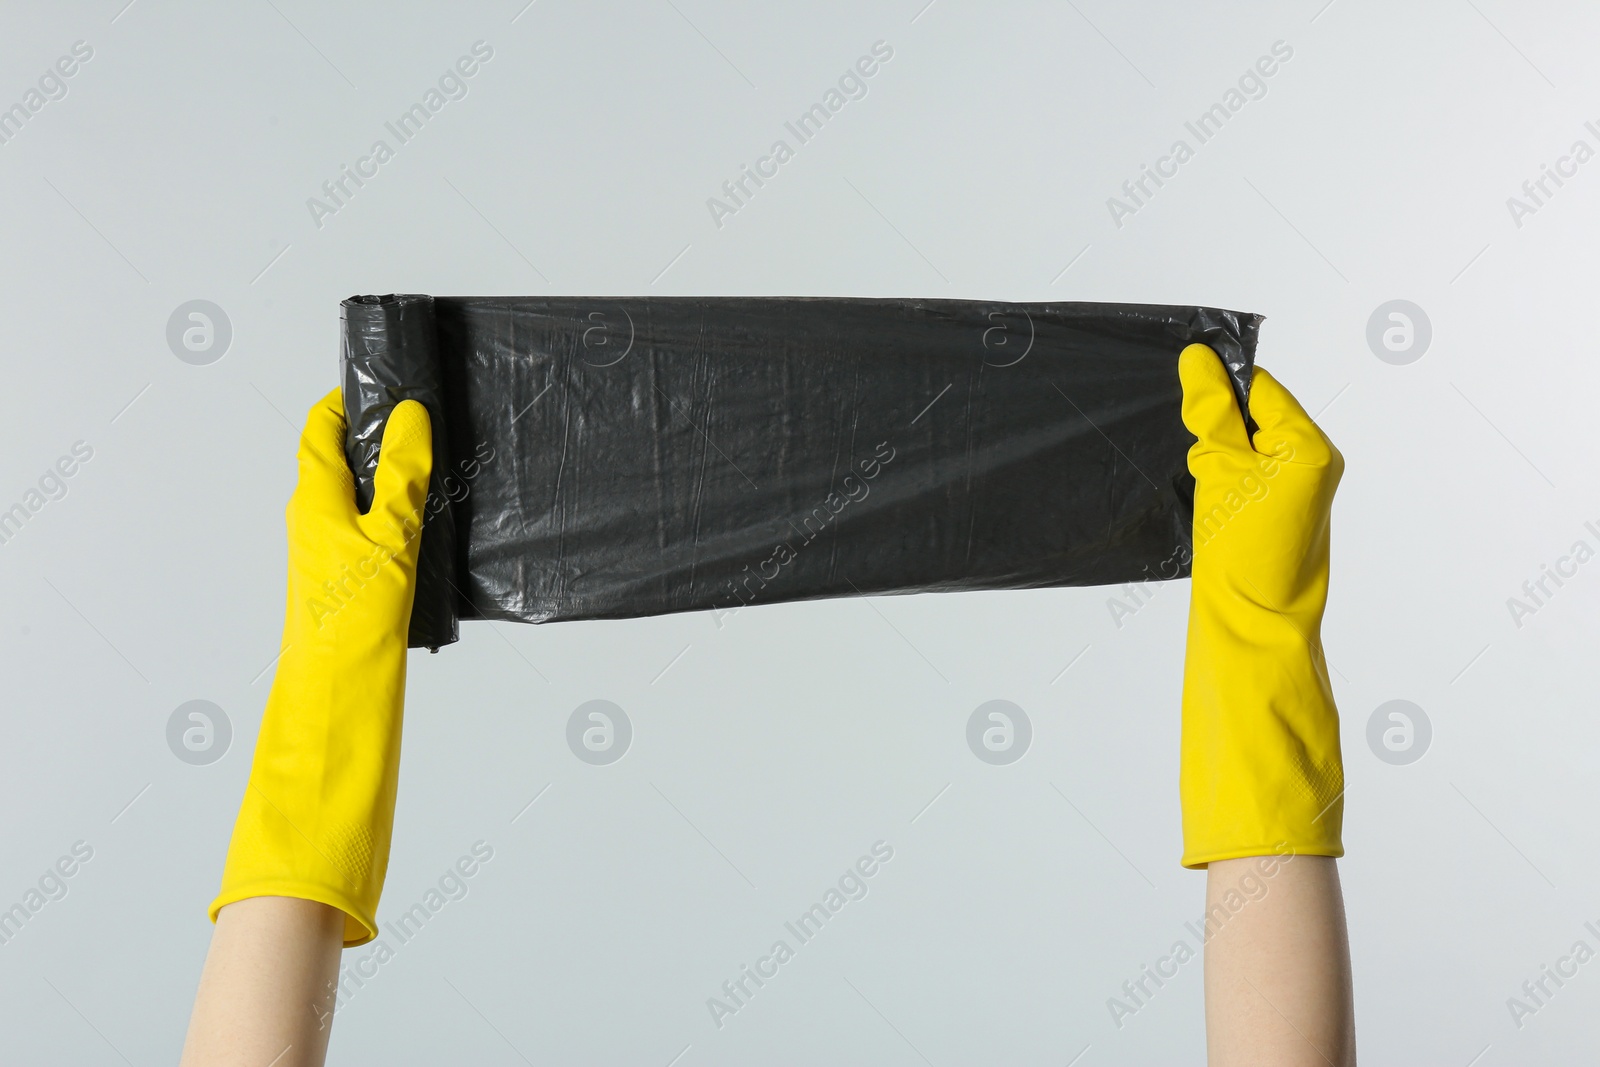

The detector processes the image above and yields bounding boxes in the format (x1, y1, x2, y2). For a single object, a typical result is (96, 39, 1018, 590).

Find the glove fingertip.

(1246, 368, 1336, 466)
(382, 400, 433, 465)
(1179, 343, 1249, 452)
(1178, 343, 1227, 388)
(364, 400, 433, 544)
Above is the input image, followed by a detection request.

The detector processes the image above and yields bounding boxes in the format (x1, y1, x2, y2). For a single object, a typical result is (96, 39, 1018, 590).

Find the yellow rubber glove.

(1178, 344, 1344, 868)
(210, 388, 432, 945)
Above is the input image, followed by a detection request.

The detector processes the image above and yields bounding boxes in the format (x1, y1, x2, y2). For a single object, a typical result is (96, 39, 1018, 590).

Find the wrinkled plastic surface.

(341, 295, 1260, 650)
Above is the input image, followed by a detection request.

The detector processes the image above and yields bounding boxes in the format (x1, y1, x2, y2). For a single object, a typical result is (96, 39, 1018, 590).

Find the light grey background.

(1, 0, 1596, 1063)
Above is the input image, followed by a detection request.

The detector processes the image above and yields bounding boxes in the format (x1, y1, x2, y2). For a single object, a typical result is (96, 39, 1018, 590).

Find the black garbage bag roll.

(342, 295, 460, 648)
(341, 295, 1260, 651)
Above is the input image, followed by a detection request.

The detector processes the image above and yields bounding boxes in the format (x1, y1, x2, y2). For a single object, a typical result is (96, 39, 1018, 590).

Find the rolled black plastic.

(342, 296, 1260, 650)
(341, 294, 459, 650)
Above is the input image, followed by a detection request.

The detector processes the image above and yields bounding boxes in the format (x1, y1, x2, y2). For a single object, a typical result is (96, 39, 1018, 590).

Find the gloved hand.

(210, 388, 432, 945)
(1177, 344, 1344, 868)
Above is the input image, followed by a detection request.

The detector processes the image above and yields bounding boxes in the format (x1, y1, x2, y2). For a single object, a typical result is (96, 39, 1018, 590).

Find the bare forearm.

(181, 897, 345, 1067)
(1204, 855, 1356, 1066)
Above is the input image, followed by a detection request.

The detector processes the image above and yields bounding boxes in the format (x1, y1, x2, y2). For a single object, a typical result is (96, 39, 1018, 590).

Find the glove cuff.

(1179, 606, 1345, 868)
(211, 779, 390, 946)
